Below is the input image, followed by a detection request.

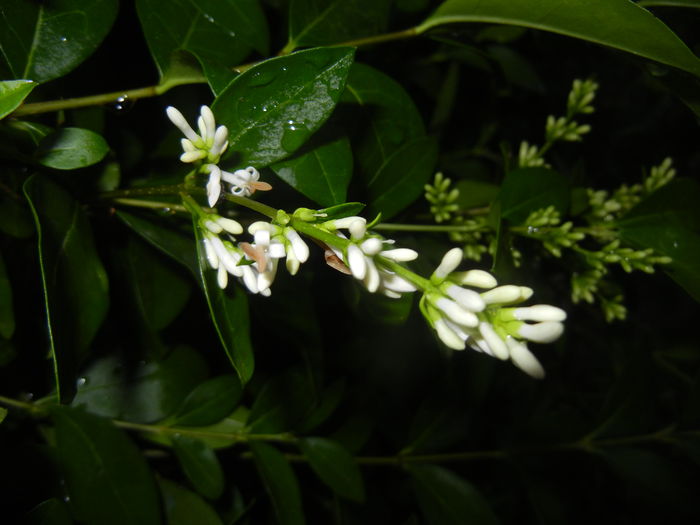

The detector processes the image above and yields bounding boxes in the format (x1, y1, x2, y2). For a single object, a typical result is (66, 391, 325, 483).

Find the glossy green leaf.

(250, 442, 305, 525)
(172, 375, 243, 426)
(317, 202, 365, 220)
(409, 464, 499, 525)
(639, 0, 700, 8)
(0, 0, 118, 83)
(136, 0, 267, 80)
(0, 80, 36, 119)
(35, 127, 109, 170)
(455, 179, 500, 209)
(117, 211, 199, 277)
(0, 252, 14, 339)
(341, 63, 426, 181)
(172, 434, 225, 500)
(71, 346, 209, 423)
(26, 498, 73, 525)
(246, 368, 315, 433)
(272, 133, 352, 207)
(286, 0, 392, 51)
(0, 193, 34, 238)
(417, 0, 700, 77)
(24, 175, 109, 401)
(159, 477, 224, 525)
(296, 379, 346, 433)
(212, 47, 355, 167)
(298, 437, 365, 502)
(366, 137, 438, 220)
(498, 167, 571, 224)
(192, 217, 255, 384)
(52, 406, 162, 525)
(125, 236, 192, 332)
(617, 178, 700, 230)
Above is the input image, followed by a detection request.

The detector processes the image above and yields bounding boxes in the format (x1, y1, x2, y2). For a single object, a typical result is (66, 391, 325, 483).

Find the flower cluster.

(425, 172, 460, 223)
(166, 105, 271, 207)
(420, 248, 566, 378)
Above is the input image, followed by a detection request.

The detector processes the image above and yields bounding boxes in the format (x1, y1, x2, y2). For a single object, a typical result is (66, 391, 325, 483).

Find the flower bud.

(518, 321, 564, 343)
(512, 305, 566, 322)
(434, 248, 463, 280)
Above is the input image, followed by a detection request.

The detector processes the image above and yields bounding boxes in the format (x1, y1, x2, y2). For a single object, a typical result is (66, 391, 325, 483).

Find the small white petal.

(211, 239, 240, 275)
(248, 221, 273, 234)
(203, 220, 222, 234)
(347, 245, 367, 280)
(379, 248, 418, 262)
(363, 258, 380, 293)
(286, 252, 300, 275)
(478, 322, 509, 360)
(481, 285, 522, 305)
(452, 269, 497, 289)
(518, 322, 564, 343)
(203, 238, 219, 270)
(519, 287, 534, 301)
(254, 229, 270, 246)
(260, 287, 272, 297)
(241, 266, 259, 293)
(331, 216, 366, 230)
(446, 285, 485, 312)
(512, 305, 567, 322)
(166, 106, 200, 143)
(217, 265, 228, 289)
(200, 105, 216, 142)
(435, 297, 479, 327)
(379, 273, 416, 293)
(360, 237, 383, 255)
(180, 150, 207, 163)
(209, 125, 229, 157)
(469, 337, 494, 356)
(286, 229, 309, 263)
(506, 337, 545, 379)
(434, 319, 466, 350)
(434, 248, 463, 280)
(269, 242, 286, 259)
(216, 217, 243, 235)
(382, 289, 402, 299)
(349, 219, 367, 240)
(181, 138, 196, 152)
(206, 165, 222, 207)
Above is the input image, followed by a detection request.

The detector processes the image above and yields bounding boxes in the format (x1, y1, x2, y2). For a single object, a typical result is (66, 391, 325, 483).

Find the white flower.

(221, 167, 272, 197)
(166, 105, 229, 164)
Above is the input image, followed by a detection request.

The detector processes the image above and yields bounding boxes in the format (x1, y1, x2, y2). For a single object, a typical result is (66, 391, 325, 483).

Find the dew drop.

(281, 121, 307, 152)
(76, 377, 87, 387)
(248, 70, 275, 87)
(110, 94, 133, 113)
(203, 13, 214, 23)
(59, 36, 68, 43)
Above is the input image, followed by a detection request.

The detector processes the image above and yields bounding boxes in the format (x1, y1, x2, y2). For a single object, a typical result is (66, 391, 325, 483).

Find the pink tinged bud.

(349, 219, 366, 240)
(434, 319, 466, 350)
(513, 305, 566, 322)
(200, 105, 216, 142)
(478, 322, 509, 360)
(453, 269, 497, 289)
(380, 248, 418, 262)
(481, 285, 522, 305)
(203, 239, 219, 270)
(506, 337, 545, 379)
(347, 245, 367, 280)
(216, 217, 243, 235)
(363, 259, 380, 293)
(380, 273, 416, 293)
(181, 150, 207, 163)
(435, 298, 479, 327)
(446, 285, 485, 312)
(434, 248, 463, 280)
(360, 237, 383, 255)
(166, 106, 200, 143)
(286, 230, 309, 263)
(216, 265, 228, 289)
(518, 322, 564, 343)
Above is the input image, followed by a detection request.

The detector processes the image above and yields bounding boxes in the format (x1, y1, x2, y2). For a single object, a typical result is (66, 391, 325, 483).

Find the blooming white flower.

(221, 167, 272, 197)
(166, 105, 229, 164)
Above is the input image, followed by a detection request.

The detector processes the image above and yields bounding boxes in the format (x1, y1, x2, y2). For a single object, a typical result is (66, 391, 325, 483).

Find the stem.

(0, 394, 41, 413)
(374, 222, 487, 233)
(113, 420, 297, 444)
(290, 218, 351, 250)
(111, 198, 188, 213)
(280, 27, 419, 56)
(378, 257, 432, 290)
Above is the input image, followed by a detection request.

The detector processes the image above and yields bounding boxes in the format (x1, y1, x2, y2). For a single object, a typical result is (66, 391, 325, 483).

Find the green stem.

(279, 27, 419, 56)
(111, 198, 188, 213)
(374, 222, 487, 233)
(378, 256, 432, 290)
(290, 218, 350, 250)
(113, 420, 297, 444)
(0, 394, 41, 413)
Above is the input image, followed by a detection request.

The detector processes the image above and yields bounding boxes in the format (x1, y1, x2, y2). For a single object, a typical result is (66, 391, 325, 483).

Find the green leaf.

(117, 211, 199, 277)
(159, 477, 224, 525)
(26, 498, 73, 525)
(250, 442, 305, 525)
(52, 406, 162, 525)
(639, 0, 700, 8)
(192, 217, 255, 384)
(0, 0, 118, 83)
(296, 379, 346, 433)
(246, 368, 315, 433)
(71, 346, 209, 423)
(617, 178, 700, 230)
(455, 179, 500, 209)
(366, 137, 438, 220)
(0, 80, 36, 119)
(341, 63, 426, 181)
(136, 0, 267, 80)
(0, 193, 34, 238)
(0, 407, 6, 424)
(271, 133, 352, 207)
(298, 437, 365, 502)
(409, 464, 499, 525)
(317, 202, 365, 220)
(212, 47, 355, 167)
(498, 167, 571, 224)
(172, 375, 243, 427)
(124, 236, 192, 332)
(286, 0, 392, 51)
(35, 128, 109, 170)
(417, 0, 700, 77)
(0, 252, 14, 339)
(171, 434, 225, 500)
(24, 175, 109, 401)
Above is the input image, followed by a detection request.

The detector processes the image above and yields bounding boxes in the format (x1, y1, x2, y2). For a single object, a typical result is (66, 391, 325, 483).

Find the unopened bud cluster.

(425, 172, 460, 223)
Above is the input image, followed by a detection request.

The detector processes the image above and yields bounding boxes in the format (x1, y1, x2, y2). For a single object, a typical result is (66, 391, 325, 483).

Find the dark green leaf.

(159, 477, 224, 525)
(212, 47, 355, 167)
(24, 175, 109, 401)
(192, 216, 254, 383)
(36, 128, 109, 170)
(366, 137, 438, 220)
(0, 0, 118, 83)
(0, 252, 14, 339)
(246, 368, 315, 433)
(0, 406, 6, 424)
(355, 291, 414, 325)
(341, 63, 426, 180)
(287, 0, 392, 51)
(617, 178, 700, 231)
(52, 406, 162, 525)
(272, 133, 352, 207)
(172, 434, 225, 500)
(250, 442, 305, 525)
(639, 0, 700, 8)
(0, 193, 34, 238)
(455, 179, 500, 209)
(117, 211, 199, 277)
(298, 437, 365, 502)
(409, 464, 499, 525)
(417, 0, 700, 77)
(26, 498, 73, 525)
(172, 375, 243, 426)
(71, 345, 209, 423)
(125, 236, 192, 332)
(0, 79, 36, 119)
(317, 202, 365, 220)
(136, 0, 267, 80)
(296, 379, 346, 433)
(498, 167, 571, 224)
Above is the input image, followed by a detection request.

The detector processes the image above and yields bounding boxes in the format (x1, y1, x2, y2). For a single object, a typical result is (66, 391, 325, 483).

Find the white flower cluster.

(420, 248, 566, 378)
(166, 106, 271, 207)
